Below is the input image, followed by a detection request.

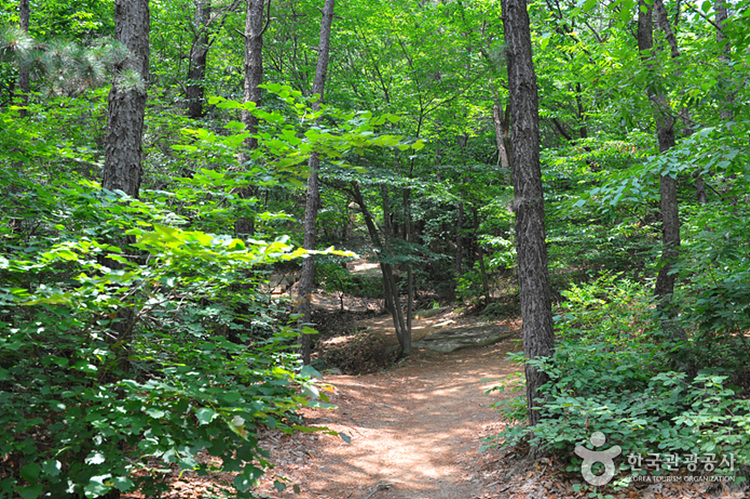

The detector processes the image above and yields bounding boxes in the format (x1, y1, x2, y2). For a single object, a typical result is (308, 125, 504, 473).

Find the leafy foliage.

(486, 275, 750, 481)
(0, 178, 333, 498)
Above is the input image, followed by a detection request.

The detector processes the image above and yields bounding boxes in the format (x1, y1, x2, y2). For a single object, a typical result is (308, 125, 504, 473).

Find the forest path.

(256, 319, 523, 499)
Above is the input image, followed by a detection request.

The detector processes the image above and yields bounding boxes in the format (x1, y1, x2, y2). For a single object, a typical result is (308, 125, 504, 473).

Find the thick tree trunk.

(17, 0, 30, 119)
(101, 0, 150, 383)
(297, 0, 335, 365)
(502, 0, 555, 428)
(102, 0, 150, 199)
(186, 1, 211, 119)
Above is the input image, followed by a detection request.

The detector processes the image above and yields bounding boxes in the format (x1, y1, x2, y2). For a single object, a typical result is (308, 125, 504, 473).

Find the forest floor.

(248, 308, 746, 499)
(253, 317, 523, 499)
(147, 261, 747, 499)
(149, 305, 747, 499)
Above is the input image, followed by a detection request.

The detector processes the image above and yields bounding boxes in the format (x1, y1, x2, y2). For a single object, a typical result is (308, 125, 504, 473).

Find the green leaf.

(300, 364, 323, 379)
(196, 407, 217, 425)
(41, 459, 62, 477)
(339, 432, 352, 444)
(145, 408, 166, 419)
(18, 484, 44, 499)
(84, 475, 112, 498)
(112, 476, 135, 491)
(19, 463, 41, 481)
(274, 480, 288, 492)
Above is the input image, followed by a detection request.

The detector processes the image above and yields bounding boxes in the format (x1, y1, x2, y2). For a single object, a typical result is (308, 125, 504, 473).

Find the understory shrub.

(0, 181, 335, 498)
(486, 274, 750, 483)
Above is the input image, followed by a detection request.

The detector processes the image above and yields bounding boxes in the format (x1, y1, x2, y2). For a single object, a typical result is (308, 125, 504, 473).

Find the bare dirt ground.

(254, 325, 524, 499)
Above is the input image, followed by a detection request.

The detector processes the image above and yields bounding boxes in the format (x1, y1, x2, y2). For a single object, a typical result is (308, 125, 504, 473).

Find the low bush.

(0, 181, 332, 498)
(486, 274, 750, 483)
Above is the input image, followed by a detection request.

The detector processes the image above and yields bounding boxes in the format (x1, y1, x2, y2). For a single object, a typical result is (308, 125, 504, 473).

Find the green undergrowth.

(0, 178, 338, 498)
(485, 274, 750, 485)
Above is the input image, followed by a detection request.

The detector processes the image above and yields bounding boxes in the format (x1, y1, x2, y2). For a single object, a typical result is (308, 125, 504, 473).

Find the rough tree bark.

(297, 0, 335, 365)
(241, 0, 265, 151)
(235, 0, 268, 237)
(501, 0, 555, 428)
(186, 1, 211, 119)
(102, 0, 150, 199)
(637, 0, 680, 300)
(100, 0, 150, 384)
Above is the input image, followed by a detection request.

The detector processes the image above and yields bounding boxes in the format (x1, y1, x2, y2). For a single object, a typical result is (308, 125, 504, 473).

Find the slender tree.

(235, 0, 269, 237)
(297, 0, 335, 365)
(186, 1, 211, 119)
(637, 0, 680, 301)
(17, 0, 30, 119)
(102, 0, 150, 198)
(501, 0, 555, 428)
(241, 0, 267, 150)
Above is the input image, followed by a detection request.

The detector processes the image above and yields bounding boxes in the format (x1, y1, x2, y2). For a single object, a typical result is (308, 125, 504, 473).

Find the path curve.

(257, 325, 522, 499)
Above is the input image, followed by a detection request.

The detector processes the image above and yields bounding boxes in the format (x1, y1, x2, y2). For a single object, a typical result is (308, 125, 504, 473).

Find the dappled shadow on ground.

(254, 334, 524, 499)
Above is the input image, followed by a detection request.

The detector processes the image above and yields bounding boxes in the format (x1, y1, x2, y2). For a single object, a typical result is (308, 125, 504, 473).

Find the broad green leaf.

(19, 463, 41, 481)
(196, 407, 217, 425)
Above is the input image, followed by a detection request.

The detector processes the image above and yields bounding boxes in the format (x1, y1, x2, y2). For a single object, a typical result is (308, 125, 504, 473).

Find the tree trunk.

(102, 0, 150, 199)
(349, 183, 408, 353)
(501, 0, 555, 428)
(473, 207, 491, 304)
(638, 0, 680, 300)
(186, 1, 211, 119)
(455, 199, 464, 277)
(492, 102, 511, 172)
(235, 0, 267, 237)
(403, 187, 413, 356)
(297, 0, 335, 365)
(714, 0, 733, 121)
(17, 0, 30, 119)
(101, 0, 150, 383)
(242, 0, 264, 150)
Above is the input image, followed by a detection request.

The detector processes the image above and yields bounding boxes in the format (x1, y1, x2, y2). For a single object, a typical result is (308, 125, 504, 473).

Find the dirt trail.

(257, 322, 523, 499)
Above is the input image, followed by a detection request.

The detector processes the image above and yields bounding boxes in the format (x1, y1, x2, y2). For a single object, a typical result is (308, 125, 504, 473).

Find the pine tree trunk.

(102, 0, 150, 199)
(502, 0, 555, 428)
(297, 0, 335, 365)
